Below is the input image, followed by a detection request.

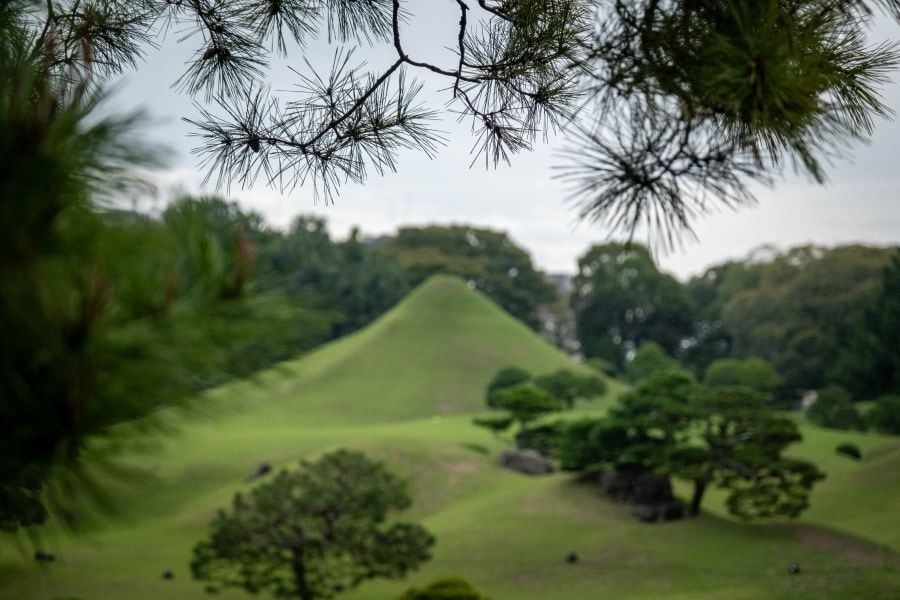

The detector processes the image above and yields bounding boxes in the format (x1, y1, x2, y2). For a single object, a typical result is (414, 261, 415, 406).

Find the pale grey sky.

(113, 4, 900, 280)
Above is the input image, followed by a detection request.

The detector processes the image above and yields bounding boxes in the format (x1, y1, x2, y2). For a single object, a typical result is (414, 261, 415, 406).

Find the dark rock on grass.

(566, 552, 579, 564)
(498, 449, 554, 476)
(162, 569, 174, 580)
(632, 501, 684, 523)
(789, 563, 801, 574)
(246, 462, 272, 481)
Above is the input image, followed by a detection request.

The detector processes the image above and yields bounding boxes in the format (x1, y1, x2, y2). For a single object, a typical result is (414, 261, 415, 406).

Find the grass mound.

(233, 275, 590, 425)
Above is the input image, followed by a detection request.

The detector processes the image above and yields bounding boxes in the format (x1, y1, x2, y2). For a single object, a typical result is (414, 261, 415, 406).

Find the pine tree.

(192, 450, 433, 600)
(6, 0, 899, 244)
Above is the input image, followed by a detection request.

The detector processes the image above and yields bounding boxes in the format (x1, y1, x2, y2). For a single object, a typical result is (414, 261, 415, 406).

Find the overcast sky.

(112, 4, 900, 280)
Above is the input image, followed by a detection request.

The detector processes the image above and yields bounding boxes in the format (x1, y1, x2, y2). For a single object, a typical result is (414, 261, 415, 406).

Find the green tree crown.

(192, 449, 434, 600)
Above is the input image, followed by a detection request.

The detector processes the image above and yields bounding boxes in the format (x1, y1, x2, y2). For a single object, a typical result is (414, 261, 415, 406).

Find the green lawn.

(1, 276, 898, 599)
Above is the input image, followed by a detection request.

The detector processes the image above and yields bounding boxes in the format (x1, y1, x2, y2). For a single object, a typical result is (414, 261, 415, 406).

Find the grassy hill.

(1, 275, 898, 599)
(217, 274, 598, 426)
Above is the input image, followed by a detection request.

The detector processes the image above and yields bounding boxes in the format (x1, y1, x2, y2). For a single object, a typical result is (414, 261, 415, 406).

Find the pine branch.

(9, 0, 899, 247)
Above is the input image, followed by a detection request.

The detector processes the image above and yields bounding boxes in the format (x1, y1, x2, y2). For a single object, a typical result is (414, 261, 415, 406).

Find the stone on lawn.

(498, 449, 555, 476)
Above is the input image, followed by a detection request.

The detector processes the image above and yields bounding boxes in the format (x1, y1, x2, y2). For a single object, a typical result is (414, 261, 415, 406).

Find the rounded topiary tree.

(485, 367, 532, 408)
(625, 342, 678, 384)
(835, 443, 862, 461)
(475, 367, 604, 445)
(398, 576, 490, 600)
(492, 384, 565, 435)
(704, 357, 784, 398)
(807, 386, 866, 431)
(192, 450, 434, 600)
(868, 394, 900, 435)
(533, 368, 607, 408)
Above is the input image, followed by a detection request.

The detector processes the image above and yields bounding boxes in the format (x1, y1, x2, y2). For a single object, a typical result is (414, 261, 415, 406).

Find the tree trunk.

(291, 550, 314, 600)
(689, 480, 707, 516)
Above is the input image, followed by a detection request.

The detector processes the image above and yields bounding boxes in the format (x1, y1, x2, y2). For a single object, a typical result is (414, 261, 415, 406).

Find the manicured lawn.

(2, 277, 897, 599)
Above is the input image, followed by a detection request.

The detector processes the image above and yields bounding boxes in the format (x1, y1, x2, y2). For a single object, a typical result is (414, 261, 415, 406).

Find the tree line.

(181, 198, 558, 353)
(94, 200, 900, 416)
(570, 242, 900, 406)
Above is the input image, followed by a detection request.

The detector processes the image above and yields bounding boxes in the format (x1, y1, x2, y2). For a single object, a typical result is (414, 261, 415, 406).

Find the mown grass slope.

(1, 275, 898, 599)
(222, 274, 599, 426)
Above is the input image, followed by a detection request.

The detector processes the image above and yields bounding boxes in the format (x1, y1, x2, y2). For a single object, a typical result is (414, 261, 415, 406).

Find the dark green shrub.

(704, 357, 784, 404)
(471, 416, 514, 436)
(486, 367, 531, 408)
(514, 422, 563, 457)
(835, 443, 862, 460)
(704, 357, 783, 390)
(533, 368, 606, 408)
(868, 394, 900, 435)
(398, 576, 490, 600)
(625, 342, 677, 383)
(585, 357, 618, 377)
(492, 384, 564, 428)
(807, 386, 866, 431)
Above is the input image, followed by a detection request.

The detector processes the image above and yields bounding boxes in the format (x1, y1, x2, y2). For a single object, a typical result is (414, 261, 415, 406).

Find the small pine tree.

(807, 386, 866, 431)
(192, 450, 434, 600)
(868, 395, 900, 435)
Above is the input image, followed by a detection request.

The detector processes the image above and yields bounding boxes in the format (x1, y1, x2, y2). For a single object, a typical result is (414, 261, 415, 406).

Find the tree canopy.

(703, 357, 784, 404)
(572, 243, 694, 367)
(867, 394, 900, 435)
(486, 366, 533, 408)
(192, 449, 434, 600)
(6, 0, 898, 243)
(259, 215, 410, 338)
(557, 372, 824, 519)
(676, 244, 895, 394)
(719, 245, 892, 392)
(476, 366, 604, 443)
(807, 386, 866, 431)
(681, 386, 825, 518)
(378, 225, 556, 329)
(491, 384, 564, 431)
(533, 368, 607, 408)
(625, 342, 679, 384)
(0, 40, 272, 530)
(849, 250, 900, 399)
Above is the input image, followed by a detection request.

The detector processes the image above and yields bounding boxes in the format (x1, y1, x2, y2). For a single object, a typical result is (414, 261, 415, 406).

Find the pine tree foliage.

(8, 0, 898, 244)
(0, 28, 307, 532)
(557, 372, 825, 520)
(560, 0, 900, 247)
(192, 450, 434, 600)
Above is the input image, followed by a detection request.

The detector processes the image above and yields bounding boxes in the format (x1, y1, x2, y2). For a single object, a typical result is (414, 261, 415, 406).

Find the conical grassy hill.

(238, 274, 598, 425)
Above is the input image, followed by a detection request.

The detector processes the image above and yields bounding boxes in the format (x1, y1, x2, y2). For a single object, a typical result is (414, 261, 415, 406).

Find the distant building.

(547, 273, 573, 295)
